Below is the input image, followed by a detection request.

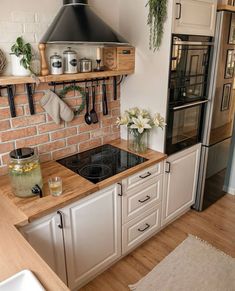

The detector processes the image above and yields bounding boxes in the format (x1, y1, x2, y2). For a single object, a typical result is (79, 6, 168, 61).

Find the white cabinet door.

(62, 185, 121, 290)
(162, 144, 201, 225)
(20, 212, 67, 284)
(172, 0, 217, 36)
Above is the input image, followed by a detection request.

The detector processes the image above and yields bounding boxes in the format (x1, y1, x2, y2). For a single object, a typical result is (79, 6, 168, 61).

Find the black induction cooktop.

(57, 144, 148, 184)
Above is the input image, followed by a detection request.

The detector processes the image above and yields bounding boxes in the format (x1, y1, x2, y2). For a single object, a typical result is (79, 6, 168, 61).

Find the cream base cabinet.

(172, 0, 217, 36)
(20, 212, 67, 284)
(162, 144, 201, 226)
(62, 184, 121, 290)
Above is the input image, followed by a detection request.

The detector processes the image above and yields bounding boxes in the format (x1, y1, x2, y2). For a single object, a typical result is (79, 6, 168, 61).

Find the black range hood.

(41, 0, 129, 45)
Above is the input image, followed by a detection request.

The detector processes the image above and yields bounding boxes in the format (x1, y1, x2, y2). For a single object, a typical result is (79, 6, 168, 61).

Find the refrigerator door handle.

(173, 100, 209, 111)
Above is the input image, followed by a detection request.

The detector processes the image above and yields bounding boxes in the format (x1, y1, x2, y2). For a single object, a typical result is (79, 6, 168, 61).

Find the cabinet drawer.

(123, 162, 163, 192)
(123, 175, 163, 223)
(122, 204, 161, 254)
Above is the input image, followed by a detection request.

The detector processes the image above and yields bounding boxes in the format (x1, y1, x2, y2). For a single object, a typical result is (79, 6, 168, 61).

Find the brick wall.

(0, 3, 122, 176)
(0, 81, 120, 176)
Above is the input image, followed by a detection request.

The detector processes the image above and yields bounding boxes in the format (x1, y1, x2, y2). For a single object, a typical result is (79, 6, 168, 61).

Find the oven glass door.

(166, 102, 204, 154)
(170, 35, 212, 105)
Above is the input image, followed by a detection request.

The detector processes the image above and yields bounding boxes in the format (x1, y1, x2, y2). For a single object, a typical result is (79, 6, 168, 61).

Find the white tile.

(11, 11, 36, 23)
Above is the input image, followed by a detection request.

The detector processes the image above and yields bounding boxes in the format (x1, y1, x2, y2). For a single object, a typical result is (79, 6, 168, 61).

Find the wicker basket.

(0, 49, 7, 75)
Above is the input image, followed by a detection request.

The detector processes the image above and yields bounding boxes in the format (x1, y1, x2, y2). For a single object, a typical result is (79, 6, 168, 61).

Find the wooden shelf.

(0, 69, 134, 86)
(217, 4, 235, 12)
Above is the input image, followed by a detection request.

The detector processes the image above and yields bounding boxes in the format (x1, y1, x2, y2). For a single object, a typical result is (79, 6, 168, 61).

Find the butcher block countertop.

(0, 139, 166, 290)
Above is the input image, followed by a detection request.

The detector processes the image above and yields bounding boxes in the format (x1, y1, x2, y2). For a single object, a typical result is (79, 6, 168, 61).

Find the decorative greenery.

(146, 0, 168, 51)
(11, 36, 35, 73)
(59, 85, 86, 115)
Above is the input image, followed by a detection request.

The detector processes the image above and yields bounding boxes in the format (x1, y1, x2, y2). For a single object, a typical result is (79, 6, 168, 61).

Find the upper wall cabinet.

(172, 0, 217, 36)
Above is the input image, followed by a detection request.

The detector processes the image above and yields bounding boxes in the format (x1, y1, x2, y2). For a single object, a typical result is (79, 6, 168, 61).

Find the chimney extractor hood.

(40, 0, 129, 45)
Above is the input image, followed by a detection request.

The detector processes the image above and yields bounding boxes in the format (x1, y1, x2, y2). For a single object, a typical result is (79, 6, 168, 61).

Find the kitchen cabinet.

(20, 212, 67, 285)
(62, 184, 121, 290)
(162, 144, 201, 226)
(19, 162, 167, 289)
(172, 0, 217, 36)
(122, 163, 164, 254)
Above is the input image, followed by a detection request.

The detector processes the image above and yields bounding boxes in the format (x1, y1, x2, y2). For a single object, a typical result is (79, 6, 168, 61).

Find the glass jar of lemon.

(8, 148, 43, 198)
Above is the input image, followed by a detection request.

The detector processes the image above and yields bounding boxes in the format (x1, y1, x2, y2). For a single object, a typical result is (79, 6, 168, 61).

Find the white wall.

(118, 0, 173, 152)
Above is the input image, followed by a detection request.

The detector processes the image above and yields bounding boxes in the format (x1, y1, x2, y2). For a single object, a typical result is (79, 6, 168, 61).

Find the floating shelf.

(217, 4, 235, 12)
(0, 69, 134, 86)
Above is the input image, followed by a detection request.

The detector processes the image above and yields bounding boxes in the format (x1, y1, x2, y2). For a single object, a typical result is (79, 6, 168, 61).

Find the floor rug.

(129, 235, 235, 291)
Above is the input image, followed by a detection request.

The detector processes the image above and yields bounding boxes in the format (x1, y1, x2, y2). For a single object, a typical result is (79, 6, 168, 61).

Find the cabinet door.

(62, 185, 121, 290)
(20, 212, 67, 284)
(173, 0, 217, 36)
(162, 144, 201, 225)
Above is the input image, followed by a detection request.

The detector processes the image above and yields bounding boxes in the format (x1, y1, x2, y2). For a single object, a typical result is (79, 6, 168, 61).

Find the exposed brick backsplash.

(0, 81, 120, 176)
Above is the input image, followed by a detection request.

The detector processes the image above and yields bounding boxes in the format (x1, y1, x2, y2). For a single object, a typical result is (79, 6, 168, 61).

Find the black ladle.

(84, 86, 92, 125)
(90, 85, 98, 124)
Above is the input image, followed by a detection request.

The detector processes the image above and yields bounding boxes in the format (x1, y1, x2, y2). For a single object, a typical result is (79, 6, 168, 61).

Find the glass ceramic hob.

(57, 144, 148, 184)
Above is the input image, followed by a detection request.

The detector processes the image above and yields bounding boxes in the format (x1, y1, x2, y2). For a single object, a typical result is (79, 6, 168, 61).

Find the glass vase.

(127, 128, 149, 154)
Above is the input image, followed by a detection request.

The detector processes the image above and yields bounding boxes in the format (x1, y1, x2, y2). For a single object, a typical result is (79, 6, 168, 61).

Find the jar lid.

(50, 53, 61, 59)
(79, 58, 92, 62)
(63, 47, 77, 55)
(10, 148, 35, 160)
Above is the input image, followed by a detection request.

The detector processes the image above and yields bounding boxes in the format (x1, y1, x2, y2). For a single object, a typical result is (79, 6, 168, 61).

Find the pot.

(11, 54, 30, 76)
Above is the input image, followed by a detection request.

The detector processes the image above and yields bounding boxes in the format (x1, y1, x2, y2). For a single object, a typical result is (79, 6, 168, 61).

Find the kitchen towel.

(40, 90, 74, 124)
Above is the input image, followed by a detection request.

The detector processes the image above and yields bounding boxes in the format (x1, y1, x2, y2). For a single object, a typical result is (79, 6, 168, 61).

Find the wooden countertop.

(0, 139, 166, 290)
(0, 139, 166, 222)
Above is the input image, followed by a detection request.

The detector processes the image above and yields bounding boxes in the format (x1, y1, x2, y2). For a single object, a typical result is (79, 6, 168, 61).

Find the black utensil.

(84, 86, 92, 125)
(26, 83, 35, 115)
(102, 83, 108, 116)
(6, 85, 16, 118)
(90, 85, 98, 124)
(113, 76, 117, 100)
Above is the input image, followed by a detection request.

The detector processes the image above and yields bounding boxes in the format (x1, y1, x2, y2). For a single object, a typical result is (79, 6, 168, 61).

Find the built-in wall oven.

(165, 35, 213, 155)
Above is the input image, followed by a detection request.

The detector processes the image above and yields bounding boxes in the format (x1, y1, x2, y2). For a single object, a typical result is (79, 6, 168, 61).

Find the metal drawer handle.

(139, 172, 152, 179)
(138, 223, 150, 232)
(138, 195, 151, 203)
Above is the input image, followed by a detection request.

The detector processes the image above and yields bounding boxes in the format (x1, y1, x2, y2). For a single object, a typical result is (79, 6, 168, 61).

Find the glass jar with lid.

(8, 148, 43, 198)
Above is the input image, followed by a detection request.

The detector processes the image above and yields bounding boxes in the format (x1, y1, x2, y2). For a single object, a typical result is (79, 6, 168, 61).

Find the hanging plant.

(146, 0, 168, 51)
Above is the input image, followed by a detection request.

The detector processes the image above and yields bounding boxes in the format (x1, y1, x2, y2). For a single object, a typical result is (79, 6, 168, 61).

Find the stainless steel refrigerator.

(194, 11, 235, 211)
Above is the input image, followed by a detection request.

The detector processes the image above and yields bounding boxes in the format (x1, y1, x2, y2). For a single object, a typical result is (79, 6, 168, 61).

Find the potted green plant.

(10, 36, 34, 76)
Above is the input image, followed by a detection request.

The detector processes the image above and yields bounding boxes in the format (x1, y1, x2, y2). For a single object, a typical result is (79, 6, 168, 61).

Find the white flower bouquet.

(117, 107, 165, 153)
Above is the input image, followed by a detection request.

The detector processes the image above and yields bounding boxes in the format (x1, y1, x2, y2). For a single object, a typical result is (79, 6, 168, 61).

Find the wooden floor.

(81, 194, 235, 291)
